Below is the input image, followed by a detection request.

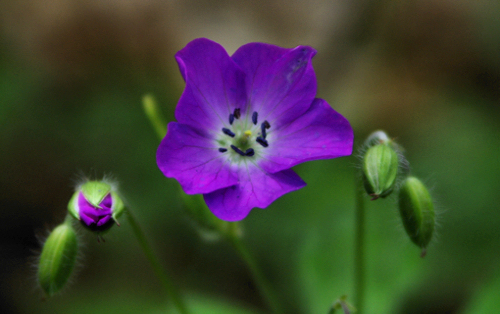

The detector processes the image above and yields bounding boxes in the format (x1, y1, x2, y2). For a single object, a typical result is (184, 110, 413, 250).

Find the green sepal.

(398, 177, 435, 254)
(180, 188, 239, 240)
(80, 181, 111, 207)
(67, 190, 80, 220)
(111, 191, 125, 222)
(38, 222, 78, 296)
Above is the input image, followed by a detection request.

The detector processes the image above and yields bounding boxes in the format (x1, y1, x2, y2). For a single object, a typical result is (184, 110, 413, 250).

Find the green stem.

(354, 176, 366, 314)
(225, 225, 283, 314)
(142, 94, 167, 139)
(126, 209, 190, 314)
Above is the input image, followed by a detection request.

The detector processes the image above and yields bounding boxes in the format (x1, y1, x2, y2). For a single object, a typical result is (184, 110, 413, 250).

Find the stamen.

(218, 148, 228, 153)
(245, 148, 255, 156)
(256, 136, 268, 147)
(263, 120, 271, 129)
(230, 145, 245, 156)
(260, 123, 267, 139)
(252, 112, 258, 125)
(222, 128, 235, 138)
(233, 108, 241, 119)
(229, 113, 234, 125)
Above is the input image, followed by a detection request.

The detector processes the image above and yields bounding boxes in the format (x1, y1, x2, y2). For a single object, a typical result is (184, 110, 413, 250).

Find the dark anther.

(230, 145, 245, 156)
(233, 108, 241, 119)
(256, 137, 268, 147)
(229, 113, 235, 125)
(218, 148, 228, 153)
(245, 148, 255, 156)
(252, 112, 258, 125)
(260, 123, 267, 139)
(222, 128, 235, 138)
(263, 120, 271, 129)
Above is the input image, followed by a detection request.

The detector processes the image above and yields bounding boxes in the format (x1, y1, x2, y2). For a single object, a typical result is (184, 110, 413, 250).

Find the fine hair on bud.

(37, 222, 79, 297)
(398, 176, 436, 256)
(360, 130, 408, 200)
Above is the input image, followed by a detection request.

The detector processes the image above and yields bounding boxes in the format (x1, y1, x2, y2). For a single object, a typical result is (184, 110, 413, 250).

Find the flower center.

(217, 108, 271, 160)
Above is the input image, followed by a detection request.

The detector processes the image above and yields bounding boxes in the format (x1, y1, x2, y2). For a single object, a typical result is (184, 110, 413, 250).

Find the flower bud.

(362, 131, 400, 200)
(68, 181, 124, 232)
(398, 177, 435, 256)
(38, 223, 78, 296)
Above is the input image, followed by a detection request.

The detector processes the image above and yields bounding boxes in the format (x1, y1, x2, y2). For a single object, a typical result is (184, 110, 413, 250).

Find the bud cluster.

(360, 131, 436, 256)
(38, 179, 126, 297)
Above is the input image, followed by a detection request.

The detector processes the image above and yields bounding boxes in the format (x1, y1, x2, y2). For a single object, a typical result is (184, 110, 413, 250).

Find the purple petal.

(259, 98, 353, 174)
(204, 167, 306, 221)
(231, 43, 317, 128)
(78, 192, 113, 227)
(99, 193, 113, 210)
(157, 122, 239, 194)
(174, 38, 247, 131)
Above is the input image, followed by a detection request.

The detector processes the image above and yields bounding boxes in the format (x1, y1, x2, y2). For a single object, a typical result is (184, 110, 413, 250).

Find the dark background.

(1, 1, 499, 313)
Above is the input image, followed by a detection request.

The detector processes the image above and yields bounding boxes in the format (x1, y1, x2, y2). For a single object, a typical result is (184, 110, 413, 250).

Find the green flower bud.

(398, 177, 435, 256)
(68, 181, 125, 232)
(38, 223, 78, 296)
(362, 131, 400, 200)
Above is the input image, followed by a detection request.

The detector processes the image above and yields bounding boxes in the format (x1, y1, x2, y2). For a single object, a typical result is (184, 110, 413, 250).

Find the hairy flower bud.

(398, 177, 435, 256)
(68, 181, 124, 232)
(38, 223, 78, 296)
(362, 131, 400, 200)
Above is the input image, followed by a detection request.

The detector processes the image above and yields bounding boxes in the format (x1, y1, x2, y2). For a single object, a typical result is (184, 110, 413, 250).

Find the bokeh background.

(1, 1, 499, 313)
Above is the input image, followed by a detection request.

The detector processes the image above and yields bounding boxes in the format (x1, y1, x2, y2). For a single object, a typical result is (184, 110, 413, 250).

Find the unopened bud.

(398, 177, 435, 256)
(38, 223, 78, 296)
(68, 181, 124, 232)
(362, 131, 400, 200)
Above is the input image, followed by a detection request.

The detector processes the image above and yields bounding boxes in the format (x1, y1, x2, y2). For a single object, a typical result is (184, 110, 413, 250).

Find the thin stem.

(225, 226, 283, 314)
(354, 175, 366, 314)
(142, 94, 167, 139)
(126, 209, 190, 314)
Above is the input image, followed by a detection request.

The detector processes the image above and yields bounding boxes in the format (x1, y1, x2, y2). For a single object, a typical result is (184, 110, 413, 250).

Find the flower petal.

(78, 192, 112, 226)
(157, 122, 239, 194)
(204, 166, 306, 221)
(99, 193, 113, 210)
(231, 43, 317, 128)
(174, 38, 247, 131)
(258, 98, 353, 174)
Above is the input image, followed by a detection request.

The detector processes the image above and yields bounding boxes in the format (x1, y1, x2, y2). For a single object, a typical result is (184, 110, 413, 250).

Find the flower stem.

(353, 176, 366, 314)
(126, 209, 190, 314)
(142, 94, 167, 139)
(224, 224, 284, 314)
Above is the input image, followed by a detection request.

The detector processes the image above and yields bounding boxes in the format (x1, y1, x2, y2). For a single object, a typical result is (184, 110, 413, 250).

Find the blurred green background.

(1, 1, 499, 313)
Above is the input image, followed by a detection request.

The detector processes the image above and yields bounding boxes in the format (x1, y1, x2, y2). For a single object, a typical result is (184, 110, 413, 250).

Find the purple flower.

(157, 38, 353, 221)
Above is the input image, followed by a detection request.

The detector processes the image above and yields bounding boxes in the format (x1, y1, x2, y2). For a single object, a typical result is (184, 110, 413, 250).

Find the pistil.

(219, 110, 271, 158)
